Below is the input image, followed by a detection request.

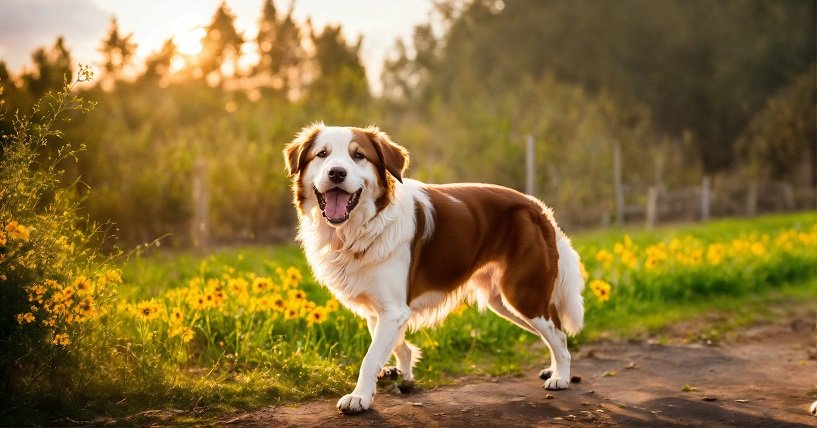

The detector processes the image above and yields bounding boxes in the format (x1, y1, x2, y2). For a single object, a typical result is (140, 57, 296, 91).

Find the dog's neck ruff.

(296, 179, 433, 305)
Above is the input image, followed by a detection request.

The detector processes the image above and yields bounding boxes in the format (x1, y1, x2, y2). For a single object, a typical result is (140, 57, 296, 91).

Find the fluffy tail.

(553, 234, 585, 335)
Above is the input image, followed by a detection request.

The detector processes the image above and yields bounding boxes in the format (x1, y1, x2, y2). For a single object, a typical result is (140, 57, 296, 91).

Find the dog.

(283, 123, 585, 414)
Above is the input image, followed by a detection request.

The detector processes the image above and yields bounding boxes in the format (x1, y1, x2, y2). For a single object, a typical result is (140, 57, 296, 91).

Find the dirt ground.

(221, 312, 817, 427)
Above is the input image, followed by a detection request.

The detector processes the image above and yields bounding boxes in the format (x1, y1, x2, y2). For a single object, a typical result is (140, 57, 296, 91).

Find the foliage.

(1, 1, 814, 245)
(49, 211, 806, 424)
(736, 65, 817, 183)
(384, 0, 816, 173)
(583, 224, 817, 305)
(0, 66, 127, 417)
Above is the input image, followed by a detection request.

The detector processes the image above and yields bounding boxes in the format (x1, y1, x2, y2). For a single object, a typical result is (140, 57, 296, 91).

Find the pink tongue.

(324, 189, 352, 220)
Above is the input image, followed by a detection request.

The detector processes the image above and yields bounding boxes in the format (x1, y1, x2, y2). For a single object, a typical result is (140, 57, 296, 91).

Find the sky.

(0, 0, 436, 92)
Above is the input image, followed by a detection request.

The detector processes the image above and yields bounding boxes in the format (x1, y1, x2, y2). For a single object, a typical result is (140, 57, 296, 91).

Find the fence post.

(646, 186, 658, 229)
(701, 175, 711, 221)
(613, 141, 624, 225)
(746, 181, 758, 217)
(192, 155, 210, 249)
(525, 134, 535, 197)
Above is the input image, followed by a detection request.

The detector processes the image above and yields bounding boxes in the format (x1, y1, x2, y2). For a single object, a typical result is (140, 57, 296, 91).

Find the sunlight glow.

(174, 27, 206, 56)
(169, 55, 186, 73)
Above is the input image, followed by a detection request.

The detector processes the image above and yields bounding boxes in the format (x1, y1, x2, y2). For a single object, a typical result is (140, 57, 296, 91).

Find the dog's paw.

(397, 379, 416, 394)
(810, 400, 817, 416)
(543, 377, 569, 390)
(337, 393, 372, 414)
(538, 368, 552, 380)
(377, 366, 401, 382)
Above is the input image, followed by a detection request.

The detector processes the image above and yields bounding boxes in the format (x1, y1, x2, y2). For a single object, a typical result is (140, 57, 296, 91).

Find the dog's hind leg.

(391, 339, 420, 392)
(525, 316, 571, 390)
(485, 294, 560, 381)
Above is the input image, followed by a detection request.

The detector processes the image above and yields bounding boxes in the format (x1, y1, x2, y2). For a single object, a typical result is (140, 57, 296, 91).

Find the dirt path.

(223, 314, 817, 427)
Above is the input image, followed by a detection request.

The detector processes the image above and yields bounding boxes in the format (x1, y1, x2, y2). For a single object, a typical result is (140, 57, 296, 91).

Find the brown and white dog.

(283, 123, 585, 414)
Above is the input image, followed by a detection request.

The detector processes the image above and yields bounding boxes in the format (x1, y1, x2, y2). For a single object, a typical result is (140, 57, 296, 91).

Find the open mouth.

(314, 186, 363, 224)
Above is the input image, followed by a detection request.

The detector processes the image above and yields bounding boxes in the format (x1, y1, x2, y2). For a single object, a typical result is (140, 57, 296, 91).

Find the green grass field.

(9, 212, 817, 425)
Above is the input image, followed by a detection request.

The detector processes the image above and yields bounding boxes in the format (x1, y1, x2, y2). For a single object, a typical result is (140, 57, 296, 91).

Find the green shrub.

(0, 66, 123, 420)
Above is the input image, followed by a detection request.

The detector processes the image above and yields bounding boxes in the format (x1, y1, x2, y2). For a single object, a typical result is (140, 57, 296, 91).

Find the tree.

(737, 65, 817, 185)
(200, 2, 245, 80)
(384, 0, 816, 173)
(98, 17, 137, 83)
(22, 37, 72, 98)
(255, 1, 307, 93)
(142, 38, 177, 83)
(309, 25, 369, 102)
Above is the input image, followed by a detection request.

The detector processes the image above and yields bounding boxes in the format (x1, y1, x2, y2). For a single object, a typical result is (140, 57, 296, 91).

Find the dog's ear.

(365, 127, 409, 183)
(284, 123, 323, 176)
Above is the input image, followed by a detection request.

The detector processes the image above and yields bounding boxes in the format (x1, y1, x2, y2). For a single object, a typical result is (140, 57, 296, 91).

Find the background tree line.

(0, 0, 814, 247)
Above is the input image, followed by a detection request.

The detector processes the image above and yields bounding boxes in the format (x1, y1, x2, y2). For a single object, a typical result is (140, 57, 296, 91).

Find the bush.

(0, 66, 122, 420)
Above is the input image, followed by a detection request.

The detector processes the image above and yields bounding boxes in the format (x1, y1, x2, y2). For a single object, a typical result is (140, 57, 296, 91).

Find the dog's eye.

(353, 151, 365, 161)
(316, 150, 328, 158)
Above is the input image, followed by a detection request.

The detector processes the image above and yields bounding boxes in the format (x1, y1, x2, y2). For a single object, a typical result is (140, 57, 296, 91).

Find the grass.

(9, 211, 817, 425)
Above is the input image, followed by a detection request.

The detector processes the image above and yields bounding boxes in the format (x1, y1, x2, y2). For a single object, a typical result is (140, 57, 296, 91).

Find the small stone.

(545, 394, 555, 399)
(702, 396, 718, 402)
(412, 402, 424, 407)
(602, 370, 616, 377)
(570, 375, 582, 383)
(625, 362, 638, 369)
(735, 399, 749, 403)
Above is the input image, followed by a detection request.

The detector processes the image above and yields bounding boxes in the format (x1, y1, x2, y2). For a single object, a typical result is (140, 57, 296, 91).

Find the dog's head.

(283, 123, 409, 227)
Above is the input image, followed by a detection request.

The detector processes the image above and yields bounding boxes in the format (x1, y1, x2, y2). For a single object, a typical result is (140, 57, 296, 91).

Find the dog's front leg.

(337, 307, 410, 414)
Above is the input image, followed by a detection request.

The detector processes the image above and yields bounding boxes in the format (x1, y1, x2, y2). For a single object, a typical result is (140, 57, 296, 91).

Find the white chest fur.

(297, 180, 433, 317)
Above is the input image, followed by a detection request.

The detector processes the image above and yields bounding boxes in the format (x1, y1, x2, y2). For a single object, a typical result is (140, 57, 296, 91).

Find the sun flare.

(173, 27, 206, 56)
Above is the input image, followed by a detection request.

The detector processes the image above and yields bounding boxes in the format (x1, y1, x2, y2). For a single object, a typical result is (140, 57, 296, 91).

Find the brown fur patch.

(283, 124, 322, 213)
(350, 128, 407, 214)
(408, 184, 560, 321)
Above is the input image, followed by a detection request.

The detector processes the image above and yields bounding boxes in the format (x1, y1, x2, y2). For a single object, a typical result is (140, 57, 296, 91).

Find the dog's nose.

(328, 167, 347, 184)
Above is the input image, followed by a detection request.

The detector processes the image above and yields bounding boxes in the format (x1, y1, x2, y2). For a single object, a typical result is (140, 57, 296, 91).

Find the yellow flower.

(706, 243, 725, 265)
(252, 277, 273, 294)
(169, 306, 184, 325)
(228, 277, 249, 295)
(75, 296, 97, 321)
(284, 304, 300, 320)
(16, 312, 35, 324)
(451, 303, 468, 316)
(589, 279, 612, 302)
(72, 275, 95, 296)
(595, 249, 614, 268)
(5, 221, 30, 242)
(52, 333, 71, 346)
(307, 306, 328, 325)
(105, 269, 123, 284)
(180, 326, 195, 343)
(53, 286, 76, 303)
(287, 267, 303, 283)
(187, 291, 210, 311)
(271, 294, 286, 312)
(325, 298, 339, 312)
(750, 242, 766, 256)
(136, 299, 162, 320)
(288, 289, 307, 302)
(0, 231, 6, 247)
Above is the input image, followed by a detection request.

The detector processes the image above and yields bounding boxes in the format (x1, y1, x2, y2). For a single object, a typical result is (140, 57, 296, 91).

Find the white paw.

(810, 400, 817, 415)
(337, 393, 373, 414)
(543, 376, 569, 390)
